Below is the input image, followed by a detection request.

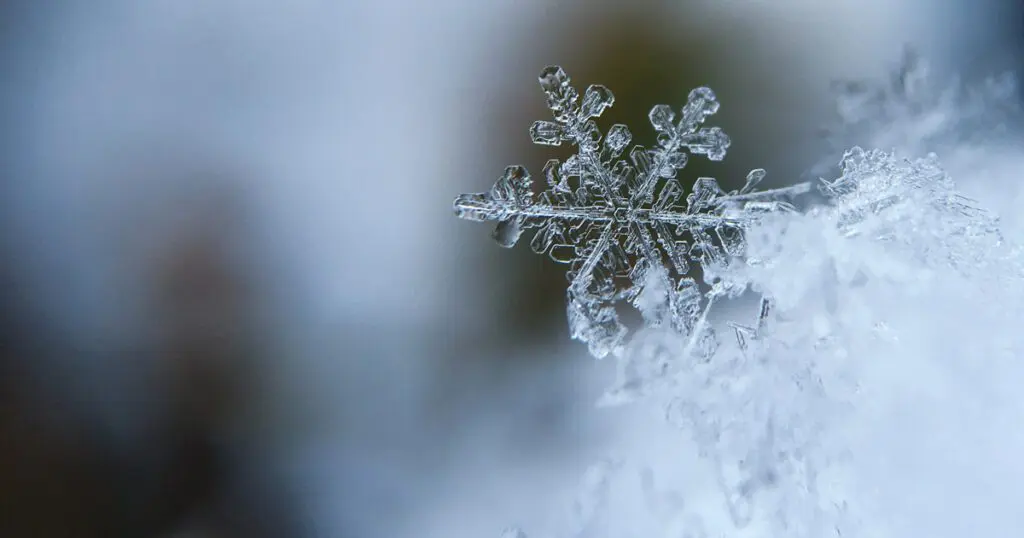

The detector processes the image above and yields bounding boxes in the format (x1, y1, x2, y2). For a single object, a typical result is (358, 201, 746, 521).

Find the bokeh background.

(1, 1, 1022, 536)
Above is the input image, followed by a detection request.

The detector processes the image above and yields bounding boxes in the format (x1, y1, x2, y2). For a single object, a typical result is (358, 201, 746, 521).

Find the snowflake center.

(612, 207, 632, 223)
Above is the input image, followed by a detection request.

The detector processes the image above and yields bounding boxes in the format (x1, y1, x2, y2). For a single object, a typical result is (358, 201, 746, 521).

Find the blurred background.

(0, 1, 1021, 536)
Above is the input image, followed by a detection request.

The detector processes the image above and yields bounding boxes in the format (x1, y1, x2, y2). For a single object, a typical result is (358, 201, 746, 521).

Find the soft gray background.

(1, 1, 1021, 536)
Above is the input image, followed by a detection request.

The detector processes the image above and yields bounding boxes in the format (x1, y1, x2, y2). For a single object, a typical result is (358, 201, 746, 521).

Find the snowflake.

(453, 66, 810, 358)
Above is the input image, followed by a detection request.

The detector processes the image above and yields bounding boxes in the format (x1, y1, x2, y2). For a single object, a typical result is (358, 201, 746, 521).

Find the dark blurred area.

(0, 1, 1021, 537)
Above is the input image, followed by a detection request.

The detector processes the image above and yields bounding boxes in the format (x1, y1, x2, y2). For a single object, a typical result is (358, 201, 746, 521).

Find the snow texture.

(454, 59, 1024, 537)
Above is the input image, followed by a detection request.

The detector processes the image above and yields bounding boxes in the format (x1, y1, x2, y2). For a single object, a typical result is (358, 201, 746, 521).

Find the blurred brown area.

(0, 183, 291, 537)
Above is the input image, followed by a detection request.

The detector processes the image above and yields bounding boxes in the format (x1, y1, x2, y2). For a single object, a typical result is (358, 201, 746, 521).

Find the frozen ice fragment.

(541, 158, 570, 193)
(578, 120, 602, 148)
(631, 146, 655, 177)
(560, 154, 583, 179)
(488, 165, 533, 207)
(530, 120, 563, 146)
(492, 217, 524, 248)
(715, 224, 745, 256)
(663, 151, 689, 171)
(688, 177, 723, 211)
(452, 193, 494, 222)
(741, 168, 767, 194)
(581, 84, 615, 118)
(538, 65, 569, 93)
(649, 104, 676, 133)
(605, 124, 632, 154)
(693, 127, 730, 161)
(531, 221, 566, 256)
(681, 87, 720, 129)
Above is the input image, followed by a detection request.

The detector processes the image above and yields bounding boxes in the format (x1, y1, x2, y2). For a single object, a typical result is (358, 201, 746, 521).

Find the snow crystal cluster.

(454, 55, 1024, 538)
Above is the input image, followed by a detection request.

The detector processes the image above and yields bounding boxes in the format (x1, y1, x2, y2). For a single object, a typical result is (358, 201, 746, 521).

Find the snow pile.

(456, 52, 1024, 537)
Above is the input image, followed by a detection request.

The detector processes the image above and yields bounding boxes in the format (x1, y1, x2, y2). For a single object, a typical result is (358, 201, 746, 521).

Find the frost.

(580, 146, 1011, 538)
(452, 60, 1024, 538)
(453, 66, 810, 358)
(820, 147, 1004, 272)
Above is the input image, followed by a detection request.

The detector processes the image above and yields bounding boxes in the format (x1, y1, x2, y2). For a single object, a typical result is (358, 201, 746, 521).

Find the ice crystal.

(589, 146, 1011, 538)
(453, 66, 810, 358)
(453, 59, 1022, 538)
(821, 147, 1003, 262)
